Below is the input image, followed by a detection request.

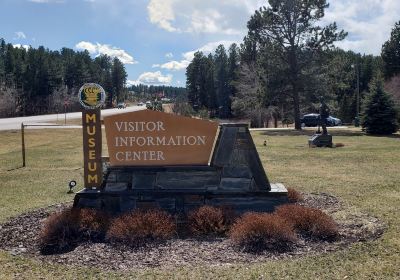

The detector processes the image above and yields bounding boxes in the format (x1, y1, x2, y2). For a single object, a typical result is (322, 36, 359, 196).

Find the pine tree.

(186, 51, 205, 110)
(214, 45, 229, 118)
(361, 77, 399, 134)
(227, 43, 239, 115)
(247, 0, 347, 129)
(111, 57, 127, 106)
(205, 54, 217, 112)
(382, 21, 400, 79)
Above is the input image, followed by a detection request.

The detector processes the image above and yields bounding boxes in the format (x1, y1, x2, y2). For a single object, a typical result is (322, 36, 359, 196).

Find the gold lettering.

(86, 113, 96, 123)
(88, 174, 98, 183)
(88, 138, 95, 148)
(88, 162, 97, 171)
(87, 126, 96, 135)
(89, 150, 95, 160)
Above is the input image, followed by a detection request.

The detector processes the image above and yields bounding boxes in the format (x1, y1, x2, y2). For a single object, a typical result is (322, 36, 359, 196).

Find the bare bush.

(287, 187, 304, 203)
(275, 204, 339, 241)
(229, 212, 297, 252)
(188, 206, 235, 236)
(106, 209, 176, 247)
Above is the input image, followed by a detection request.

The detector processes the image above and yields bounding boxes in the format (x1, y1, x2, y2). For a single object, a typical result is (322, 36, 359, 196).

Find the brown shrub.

(78, 208, 111, 240)
(287, 187, 304, 203)
(229, 212, 297, 252)
(187, 205, 235, 236)
(275, 204, 338, 241)
(39, 208, 111, 254)
(106, 209, 176, 247)
(39, 208, 81, 254)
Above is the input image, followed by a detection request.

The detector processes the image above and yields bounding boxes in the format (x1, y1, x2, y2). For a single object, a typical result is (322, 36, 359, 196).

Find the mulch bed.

(0, 193, 385, 271)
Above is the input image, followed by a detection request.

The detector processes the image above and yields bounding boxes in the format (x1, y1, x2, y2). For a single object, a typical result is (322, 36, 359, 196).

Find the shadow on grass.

(366, 133, 400, 139)
(6, 166, 24, 172)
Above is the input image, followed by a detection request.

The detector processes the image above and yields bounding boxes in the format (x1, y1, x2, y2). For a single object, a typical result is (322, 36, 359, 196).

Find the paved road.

(0, 106, 146, 131)
(249, 126, 348, 131)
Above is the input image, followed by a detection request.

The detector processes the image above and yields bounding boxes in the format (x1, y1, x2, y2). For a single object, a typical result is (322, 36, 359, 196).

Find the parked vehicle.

(137, 102, 144, 106)
(301, 114, 342, 127)
(329, 116, 342, 126)
(117, 102, 126, 109)
(300, 114, 320, 127)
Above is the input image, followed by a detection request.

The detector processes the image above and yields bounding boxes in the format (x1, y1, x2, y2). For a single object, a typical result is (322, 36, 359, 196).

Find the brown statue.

(318, 96, 330, 135)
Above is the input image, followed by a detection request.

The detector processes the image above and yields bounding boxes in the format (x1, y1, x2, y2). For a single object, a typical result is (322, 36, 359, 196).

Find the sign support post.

(78, 83, 106, 190)
(82, 108, 103, 189)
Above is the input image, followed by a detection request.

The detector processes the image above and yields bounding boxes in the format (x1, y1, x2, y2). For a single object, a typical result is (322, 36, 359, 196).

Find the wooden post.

(64, 104, 67, 125)
(82, 109, 103, 189)
(21, 123, 26, 167)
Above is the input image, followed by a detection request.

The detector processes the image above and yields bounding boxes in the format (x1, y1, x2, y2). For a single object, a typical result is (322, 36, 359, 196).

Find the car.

(117, 102, 126, 109)
(300, 113, 320, 127)
(137, 102, 144, 106)
(329, 116, 342, 126)
(301, 114, 342, 127)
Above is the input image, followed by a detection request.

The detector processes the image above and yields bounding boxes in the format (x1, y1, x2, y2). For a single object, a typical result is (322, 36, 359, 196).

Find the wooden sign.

(78, 83, 106, 189)
(82, 109, 103, 188)
(104, 110, 219, 166)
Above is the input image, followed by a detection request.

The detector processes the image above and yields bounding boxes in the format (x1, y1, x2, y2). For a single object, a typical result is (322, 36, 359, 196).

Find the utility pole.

(356, 64, 360, 121)
(352, 63, 360, 127)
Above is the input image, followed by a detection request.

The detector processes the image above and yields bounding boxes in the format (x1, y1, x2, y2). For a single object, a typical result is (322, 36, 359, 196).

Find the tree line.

(186, 0, 399, 131)
(0, 39, 127, 117)
(186, 44, 239, 119)
(128, 84, 186, 100)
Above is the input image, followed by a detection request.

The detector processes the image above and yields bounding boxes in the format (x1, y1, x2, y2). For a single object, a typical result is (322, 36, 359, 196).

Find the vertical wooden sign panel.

(82, 108, 103, 189)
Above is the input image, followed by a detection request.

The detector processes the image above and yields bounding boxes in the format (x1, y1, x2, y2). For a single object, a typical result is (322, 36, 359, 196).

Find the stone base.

(73, 183, 288, 216)
(74, 124, 288, 216)
(309, 133, 333, 147)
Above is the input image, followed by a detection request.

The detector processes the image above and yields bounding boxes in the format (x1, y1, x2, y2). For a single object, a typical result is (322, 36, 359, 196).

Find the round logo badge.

(78, 83, 106, 109)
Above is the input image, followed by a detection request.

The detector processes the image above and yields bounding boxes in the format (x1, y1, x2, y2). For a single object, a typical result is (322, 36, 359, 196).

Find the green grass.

(0, 128, 400, 279)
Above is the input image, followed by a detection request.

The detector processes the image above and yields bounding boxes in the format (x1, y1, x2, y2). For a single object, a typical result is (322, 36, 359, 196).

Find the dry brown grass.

(106, 209, 176, 247)
(229, 212, 297, 252)
(187, 205, 235, 236)
(275, 204, 338, 241)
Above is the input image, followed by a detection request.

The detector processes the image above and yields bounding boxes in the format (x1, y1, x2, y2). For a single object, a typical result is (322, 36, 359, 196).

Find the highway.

(0, 106, 146, 131)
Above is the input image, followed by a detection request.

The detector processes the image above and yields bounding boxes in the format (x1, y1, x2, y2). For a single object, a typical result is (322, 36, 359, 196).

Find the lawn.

(0, 127, 399, 279)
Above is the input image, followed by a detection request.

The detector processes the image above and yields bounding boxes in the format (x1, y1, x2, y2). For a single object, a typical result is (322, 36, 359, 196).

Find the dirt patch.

(0, 193, 385, 271)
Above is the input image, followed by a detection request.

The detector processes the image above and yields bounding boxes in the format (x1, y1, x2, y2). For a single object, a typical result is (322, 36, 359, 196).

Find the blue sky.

(1, 0, 400, 87)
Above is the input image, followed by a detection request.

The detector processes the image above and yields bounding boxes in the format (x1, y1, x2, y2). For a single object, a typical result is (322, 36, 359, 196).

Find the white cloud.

(14, 31, 26, 40)
(323, 0, 400, 55)
(147, 0, 179, 32)
(182, 40, 238, 61)
(127, 79, 139, 87)
(13, 44, 30, 50)
(165, 52, 174, 58)
(159, 60, 190, 71)
(75, 41, 138, 64)
(144, 0, 400, 55)
(153, 40, 238, 72)
(135, 71, 173, 85)
(146, 0, 263, 34)
(76, 41, 98, 54)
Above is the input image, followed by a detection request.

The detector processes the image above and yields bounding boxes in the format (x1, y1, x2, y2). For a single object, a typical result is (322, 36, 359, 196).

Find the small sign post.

(78, 83, 106, 189)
